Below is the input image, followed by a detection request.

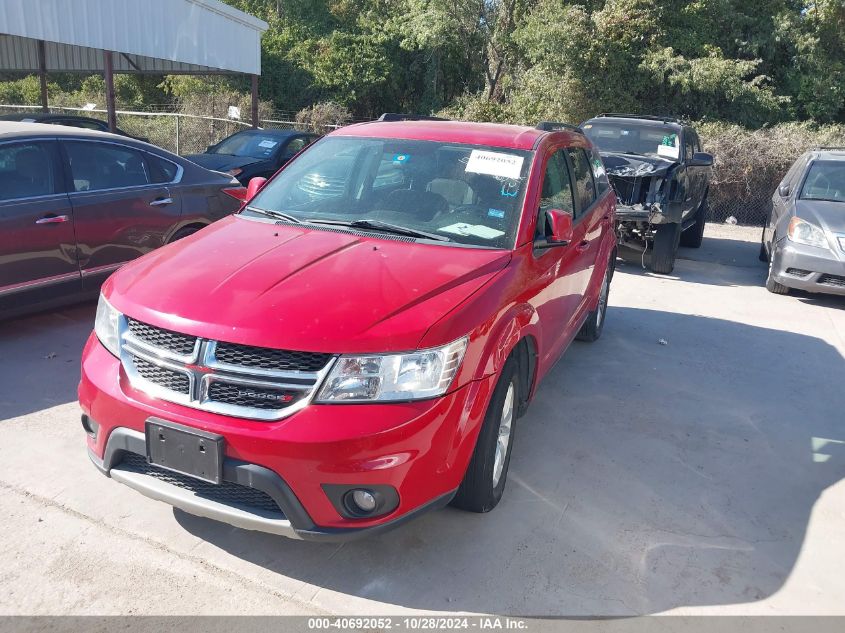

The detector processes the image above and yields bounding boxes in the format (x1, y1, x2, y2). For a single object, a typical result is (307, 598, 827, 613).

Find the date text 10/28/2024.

(307, 617, 529, 630)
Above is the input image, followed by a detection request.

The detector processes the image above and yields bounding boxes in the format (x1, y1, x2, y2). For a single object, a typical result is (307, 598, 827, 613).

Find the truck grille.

(131, 356, 190, 394)
(214, 342, 331, 373)
(207, 382, 303, 411)
(127, 318, 197, 356)
(120, 318, 335, 421)
(118, 453, 283, 516)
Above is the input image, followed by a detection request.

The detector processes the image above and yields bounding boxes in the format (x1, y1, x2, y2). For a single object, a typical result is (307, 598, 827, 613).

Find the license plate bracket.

(145, 418, 223, 484)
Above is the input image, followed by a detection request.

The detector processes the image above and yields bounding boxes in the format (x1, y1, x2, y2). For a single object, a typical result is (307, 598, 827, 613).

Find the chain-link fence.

(0, 104, 316, 156)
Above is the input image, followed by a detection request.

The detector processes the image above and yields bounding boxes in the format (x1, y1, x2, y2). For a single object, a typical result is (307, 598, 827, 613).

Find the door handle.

(149, 197, 173, 207)
(576, 240, 590, 252)
(35, 214, 69, 225)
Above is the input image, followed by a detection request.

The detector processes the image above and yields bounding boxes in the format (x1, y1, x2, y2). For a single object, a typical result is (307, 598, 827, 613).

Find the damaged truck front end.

(602, 153, 684, 250)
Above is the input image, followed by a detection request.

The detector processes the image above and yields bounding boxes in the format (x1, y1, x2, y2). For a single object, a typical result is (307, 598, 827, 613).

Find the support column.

(37, 40, 48, 112)
(251, 74, 259, 128)
(103, 50, 117, 133)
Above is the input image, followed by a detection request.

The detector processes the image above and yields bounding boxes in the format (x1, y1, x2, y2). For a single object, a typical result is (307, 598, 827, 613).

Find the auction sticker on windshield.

(465, 150, 524, 180)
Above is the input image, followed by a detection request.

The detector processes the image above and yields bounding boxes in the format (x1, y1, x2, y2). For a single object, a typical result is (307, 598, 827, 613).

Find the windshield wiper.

(245, 206, 302, 224)
(310, 218, 450, 242)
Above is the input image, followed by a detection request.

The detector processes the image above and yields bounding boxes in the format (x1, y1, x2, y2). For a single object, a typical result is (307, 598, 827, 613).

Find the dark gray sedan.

(761, 148, 845, 296)
(0, 122, 243, 319)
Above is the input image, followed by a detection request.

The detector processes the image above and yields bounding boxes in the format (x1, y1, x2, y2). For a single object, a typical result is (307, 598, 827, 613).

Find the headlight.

(94, 294, 121, 357)
(317, 337, 469, 402)
(788, 217, 829, 249)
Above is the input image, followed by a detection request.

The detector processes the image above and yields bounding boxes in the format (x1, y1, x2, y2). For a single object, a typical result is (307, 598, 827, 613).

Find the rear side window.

(284, 137, 308, 156)
(65, 142, 151, 192)
(536, 150, 575, 239)
(147, 154, 179, 183)
(0, 142, 56, 201)
(565, 148, 596, 214)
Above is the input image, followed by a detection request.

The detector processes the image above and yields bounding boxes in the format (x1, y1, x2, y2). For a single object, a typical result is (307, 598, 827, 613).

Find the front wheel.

(169, 226, 201, 243)
(650, 222, 680, 274)
(680, 198, 707, 248)
(765, 240, 790, 295)
(451, 357, 519, 513)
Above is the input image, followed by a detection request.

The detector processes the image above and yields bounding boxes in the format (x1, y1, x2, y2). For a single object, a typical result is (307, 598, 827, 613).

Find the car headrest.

(379, 189, 449, 222)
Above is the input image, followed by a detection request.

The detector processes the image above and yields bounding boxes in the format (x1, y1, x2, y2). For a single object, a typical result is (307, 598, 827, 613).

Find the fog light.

(81, 414, 99, 438)
(351, 489, 377, 513)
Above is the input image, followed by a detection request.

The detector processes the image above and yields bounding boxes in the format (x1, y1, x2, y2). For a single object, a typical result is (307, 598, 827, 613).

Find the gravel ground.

(0, 223, 843, 615)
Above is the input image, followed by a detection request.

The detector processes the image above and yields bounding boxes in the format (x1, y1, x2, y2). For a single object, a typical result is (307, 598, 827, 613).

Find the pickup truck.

(581, 114, 713, 273)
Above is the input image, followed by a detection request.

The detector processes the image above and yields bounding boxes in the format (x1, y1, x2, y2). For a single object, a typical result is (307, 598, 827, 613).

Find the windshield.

(800, 160, 845, 203)
(212, 132, 284, 159)
(245, 136, 534, 249)
(582, 121, 681, 160)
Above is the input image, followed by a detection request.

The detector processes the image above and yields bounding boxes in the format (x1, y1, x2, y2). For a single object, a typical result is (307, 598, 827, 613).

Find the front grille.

(118, 453, 282, 516)
(785, 268, 812, 277)
(818, 273, 845, 287)
(120, 317, 335, 420)
(207, 382, 302, 411)
(214, 342, 331, 372)
(131, 355, 190, 394)
(127, 318, 196, 356)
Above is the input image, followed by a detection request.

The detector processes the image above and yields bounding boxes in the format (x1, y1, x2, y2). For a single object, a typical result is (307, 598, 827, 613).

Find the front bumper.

(771, 239, 845, 296)
(80, 334, 495, 540)
(614, 200, 684, 226)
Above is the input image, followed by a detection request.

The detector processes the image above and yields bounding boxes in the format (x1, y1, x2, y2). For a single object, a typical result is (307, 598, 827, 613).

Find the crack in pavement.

(0, 479, 330, 616)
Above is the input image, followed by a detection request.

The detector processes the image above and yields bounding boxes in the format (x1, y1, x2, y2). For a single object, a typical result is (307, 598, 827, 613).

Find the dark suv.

(581, 114, 713, 273)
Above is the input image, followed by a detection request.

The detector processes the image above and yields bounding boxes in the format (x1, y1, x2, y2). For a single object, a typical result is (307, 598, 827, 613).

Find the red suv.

(80, 117, 616, 541)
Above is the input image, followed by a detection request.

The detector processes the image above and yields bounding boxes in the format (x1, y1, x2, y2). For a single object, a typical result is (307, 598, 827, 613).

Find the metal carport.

(0, 0, 268, 130)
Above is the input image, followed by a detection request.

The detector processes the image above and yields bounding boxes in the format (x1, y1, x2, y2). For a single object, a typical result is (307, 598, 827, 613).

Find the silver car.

(761, 148, 845, 296)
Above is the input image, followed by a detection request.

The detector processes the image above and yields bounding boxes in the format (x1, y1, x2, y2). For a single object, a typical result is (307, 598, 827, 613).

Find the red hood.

(104, 216, 510, 353)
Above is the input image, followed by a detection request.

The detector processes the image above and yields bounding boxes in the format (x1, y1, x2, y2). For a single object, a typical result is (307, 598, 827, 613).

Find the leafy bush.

(295, 101, 352, 133)
(698, 121, 845, 222)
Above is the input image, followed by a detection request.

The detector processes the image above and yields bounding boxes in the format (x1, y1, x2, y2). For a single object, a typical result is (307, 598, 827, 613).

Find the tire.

(451, 357, 519, 513)
(169, 226, 201, 243)
(650, 222, 680, 274)
(576, 263, 610, 342)
(680, 197, 707, 248)
(765, 240, 790, 295)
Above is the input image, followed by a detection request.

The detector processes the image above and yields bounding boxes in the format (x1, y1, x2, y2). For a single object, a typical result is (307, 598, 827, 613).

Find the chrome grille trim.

(118, 316, 336, 421)
(205, 340, 331, 379)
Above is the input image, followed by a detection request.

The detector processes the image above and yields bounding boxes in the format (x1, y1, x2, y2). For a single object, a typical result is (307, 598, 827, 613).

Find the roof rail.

(377, 113, 449, 122)
(595, 113, 683, 124)
(536, 121, 582, 133)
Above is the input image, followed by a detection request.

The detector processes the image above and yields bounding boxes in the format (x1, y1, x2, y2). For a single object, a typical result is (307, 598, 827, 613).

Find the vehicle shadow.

(176, 307, 845, 615)
(795, 292, 845, 310)
(0, 303, 95, 419)
(617, 236, 766, 288)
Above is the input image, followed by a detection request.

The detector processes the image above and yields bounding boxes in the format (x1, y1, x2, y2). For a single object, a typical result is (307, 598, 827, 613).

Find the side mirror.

(778, 184, 791, 198)
(246, 177, 268, 200)
(546, 209, 574, 245)
(688, 152, 714, 167)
